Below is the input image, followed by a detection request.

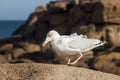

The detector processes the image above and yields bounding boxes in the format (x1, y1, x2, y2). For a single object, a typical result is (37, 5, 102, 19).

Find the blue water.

(0, 20, 25, 39)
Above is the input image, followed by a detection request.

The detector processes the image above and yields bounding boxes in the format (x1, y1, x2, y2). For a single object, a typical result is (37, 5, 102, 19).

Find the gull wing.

(70, 33, 78, 36)
(67, 38, 103, 52)
(79, 34, 87, 38)
(70, 33, 87, 38)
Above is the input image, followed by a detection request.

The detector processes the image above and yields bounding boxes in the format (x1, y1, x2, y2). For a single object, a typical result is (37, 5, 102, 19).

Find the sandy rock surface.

(0, 63, 119, 80)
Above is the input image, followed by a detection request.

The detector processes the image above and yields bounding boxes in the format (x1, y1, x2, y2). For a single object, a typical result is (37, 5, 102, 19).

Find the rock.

(83, 0, 120, 24)
(90, 1, 104, 23)
(10, 59, 35, 63)
(0, 73, 7, 80)
(14, 41, 30, 48)
(23, 44, 41, 53)
(28, 14, 38, 26)
(69, 5, 85, 25)
(87, 24, 104, 39)
(0, 44, 13, 51)
(71, 24, 88, 35)
(0, 63, 119, 80)
(35, 22, 50, 43)
(0, 44, 13, 63)
(35, 6, 47, 13)
(80, 0, 94, 12)
(12, 48, 25, 58)
(93, 52, 120, 75)
(52, 23, 71, 35)
(74, 0, 79, 5)
(80, 0, 120, 24)
(104, 25, 120, 49)
(47, 1, 71, 13)
(0, 53, 12, 63)
(48, 13, 69, 26)
(101, 0, 120, 23)
(37, 10, 49, 22)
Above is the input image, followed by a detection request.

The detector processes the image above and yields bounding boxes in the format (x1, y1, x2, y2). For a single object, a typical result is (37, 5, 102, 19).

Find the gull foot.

(67, 62, 76, 65)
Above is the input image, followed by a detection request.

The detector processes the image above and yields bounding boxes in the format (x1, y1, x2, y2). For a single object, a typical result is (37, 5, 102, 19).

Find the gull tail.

(95, 41, 107, 47)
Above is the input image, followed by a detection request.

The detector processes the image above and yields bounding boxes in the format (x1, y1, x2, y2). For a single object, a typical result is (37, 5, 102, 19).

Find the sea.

(0, 20, 25, 39)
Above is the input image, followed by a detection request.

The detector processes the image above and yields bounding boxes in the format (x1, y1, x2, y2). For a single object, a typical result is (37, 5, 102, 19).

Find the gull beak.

(42, 37, 51, 47)
(43, 41, 47, 47)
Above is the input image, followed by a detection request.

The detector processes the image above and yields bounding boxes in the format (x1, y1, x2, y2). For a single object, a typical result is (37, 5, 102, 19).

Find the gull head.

(43, 30, 60, 47)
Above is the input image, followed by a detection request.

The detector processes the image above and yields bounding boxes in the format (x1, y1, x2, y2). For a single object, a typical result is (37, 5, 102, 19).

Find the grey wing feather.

(70, 33, 78, 36)
(70, 33, 87, 38)
(79, 34, 87, 38)
(67, 38, 99, 52)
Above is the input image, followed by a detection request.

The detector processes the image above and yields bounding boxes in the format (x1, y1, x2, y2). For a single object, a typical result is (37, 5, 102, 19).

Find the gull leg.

(67, 56, 71, 64)
(69, 52, 83, 65)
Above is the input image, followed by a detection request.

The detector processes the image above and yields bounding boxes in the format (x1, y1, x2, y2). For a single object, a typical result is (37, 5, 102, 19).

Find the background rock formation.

(0, 0, 120, 76)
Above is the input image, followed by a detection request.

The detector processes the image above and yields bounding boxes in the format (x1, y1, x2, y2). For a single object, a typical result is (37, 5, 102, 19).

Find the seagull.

(43, 30, 106, 65)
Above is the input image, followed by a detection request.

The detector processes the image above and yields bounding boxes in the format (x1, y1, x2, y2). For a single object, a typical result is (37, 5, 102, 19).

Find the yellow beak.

(42, 37, 51, 47)
(42, 41, 47, 47)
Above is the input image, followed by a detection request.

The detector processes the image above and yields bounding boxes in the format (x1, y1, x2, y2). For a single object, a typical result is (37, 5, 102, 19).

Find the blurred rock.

(0, 73, 7, 80)
(93, 52, 120, 75)
(0, 44, 13, 51)
(104, 25, 120, 49)
(80, 0, 120, 24)
(23, 44, 41, 53)
(101, 0, 120, 23)
(0, 63, 119, 80)
(0, 53, 12, 63)
(53, 23, 71, 34)
(12, 48, 25, 58)
(35, 6, 47, 13)
(47, 1, 71, 13)
(69, 5, 85, 25)
(48, 13, 69, 26)
(35, 22, 50, 43)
